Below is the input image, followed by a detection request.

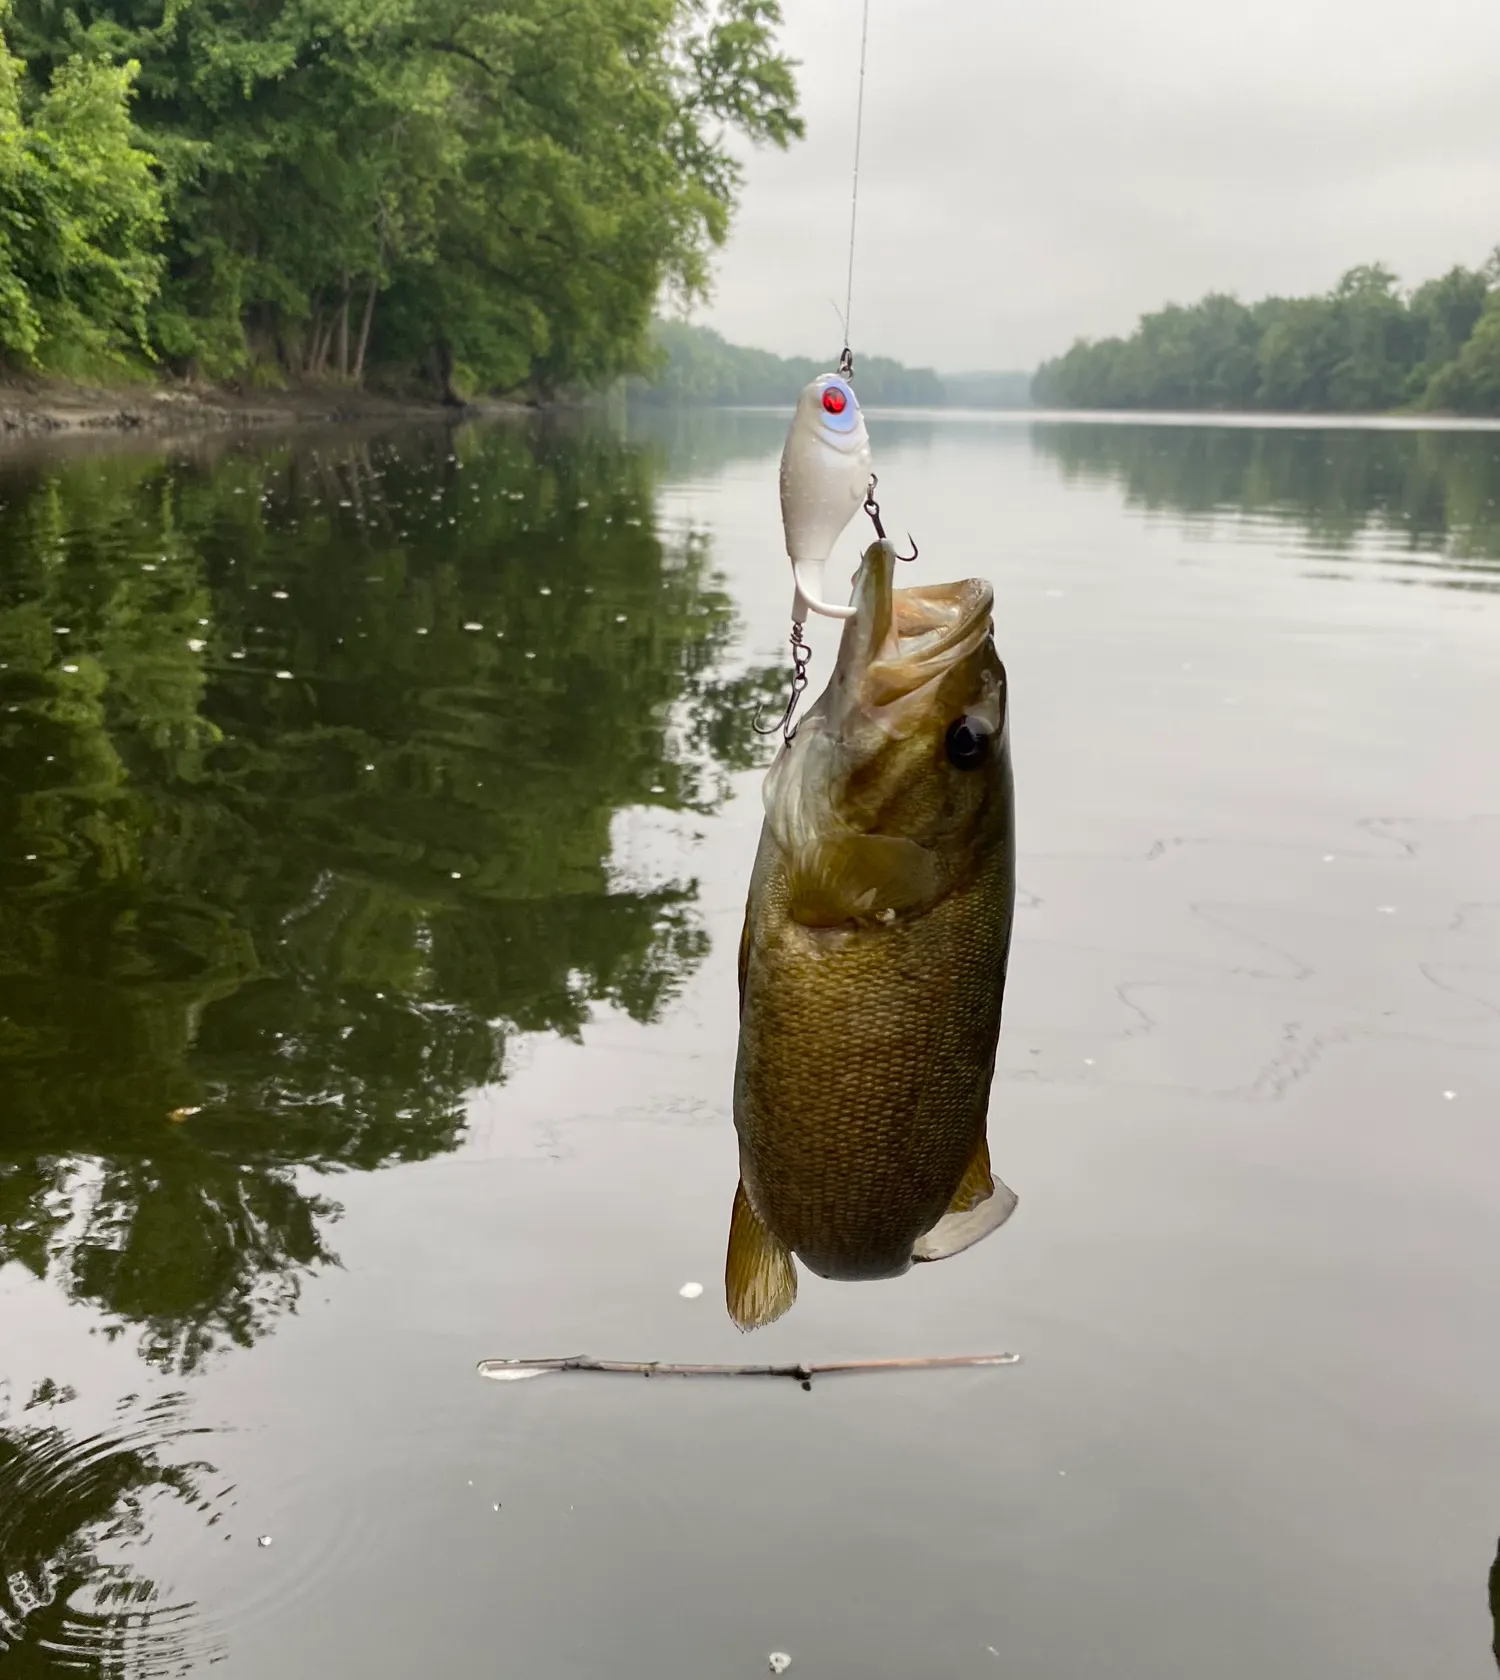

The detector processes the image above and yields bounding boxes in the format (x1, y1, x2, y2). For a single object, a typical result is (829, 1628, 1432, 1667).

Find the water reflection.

(1030, 421, 1500, 588)
(0, 420, 774, 1370)
(626, 404, 787, 481)
(0, 1382, 219, 1673)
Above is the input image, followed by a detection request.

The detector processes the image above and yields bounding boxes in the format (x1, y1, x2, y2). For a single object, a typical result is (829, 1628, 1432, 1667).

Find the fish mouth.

(840, 541, 995, 711)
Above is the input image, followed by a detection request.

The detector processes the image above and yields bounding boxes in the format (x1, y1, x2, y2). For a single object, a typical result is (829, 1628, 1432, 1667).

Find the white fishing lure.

(779, 372, 873, 622)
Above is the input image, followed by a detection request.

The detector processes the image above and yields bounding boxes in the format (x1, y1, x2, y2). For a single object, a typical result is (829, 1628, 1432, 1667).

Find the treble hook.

(863, 474, 918, 562)
(753, 621, 813, 745)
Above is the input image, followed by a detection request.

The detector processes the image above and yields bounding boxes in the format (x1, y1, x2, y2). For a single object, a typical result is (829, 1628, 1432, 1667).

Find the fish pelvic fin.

(912, 1136, 1018, 1264)
(725, 1180, 798, 1331)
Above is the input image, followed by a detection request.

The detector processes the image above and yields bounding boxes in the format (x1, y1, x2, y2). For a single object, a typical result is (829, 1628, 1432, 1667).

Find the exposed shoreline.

(0, 375, 531, 450)
(8, 376, 1498, 459)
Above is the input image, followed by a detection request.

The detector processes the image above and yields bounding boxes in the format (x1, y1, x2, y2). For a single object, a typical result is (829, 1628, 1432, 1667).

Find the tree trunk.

(335, 269, 351, 380)
(304, 295, 325, 376)
(310, 293, 336, 378)
(351, 276, 378, 384)
(434, 337, 463, 407)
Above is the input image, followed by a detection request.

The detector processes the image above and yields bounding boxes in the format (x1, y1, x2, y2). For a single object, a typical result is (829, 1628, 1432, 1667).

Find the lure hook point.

(861, 475, 917, 562)
(751, 697, 794, 740)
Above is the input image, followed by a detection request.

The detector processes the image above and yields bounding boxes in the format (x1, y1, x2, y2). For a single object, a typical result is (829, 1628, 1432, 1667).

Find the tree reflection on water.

(1031, 420, 1500, 588)
(0, 1381, 218, 1673)
(0, 419, 777, 1371)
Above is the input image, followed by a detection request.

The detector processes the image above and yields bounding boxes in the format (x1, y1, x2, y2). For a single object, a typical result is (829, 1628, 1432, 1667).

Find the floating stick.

(476, 1353, 1019, 1384)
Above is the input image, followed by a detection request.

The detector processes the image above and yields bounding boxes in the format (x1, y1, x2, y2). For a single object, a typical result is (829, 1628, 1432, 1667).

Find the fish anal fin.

(912, 1170, 1018, 1264)
(725, 1180, 797, 1331)
(947, 1133, 994, 1215)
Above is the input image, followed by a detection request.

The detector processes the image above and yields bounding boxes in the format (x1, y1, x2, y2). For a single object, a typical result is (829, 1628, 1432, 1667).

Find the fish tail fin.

(725, 1180, 797, 1331)
(912, 1134, 1018, 1264)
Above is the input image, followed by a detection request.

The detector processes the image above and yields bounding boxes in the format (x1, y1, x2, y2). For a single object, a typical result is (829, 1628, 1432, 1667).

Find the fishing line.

(839, 0, 873, 378)
(759, 0, 883, 745)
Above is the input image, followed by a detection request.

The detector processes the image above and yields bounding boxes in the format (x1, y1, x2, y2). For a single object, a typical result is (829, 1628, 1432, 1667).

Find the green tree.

(1407, 263, 1489, 395)
(1423, 287, 1500, 414)
(1324, 264, 1414, 410)
(0, 5, 163, 367)
(628, 318, 945, 406)
(7, 0, 802, 393)
(1253, 296, 1335, 409)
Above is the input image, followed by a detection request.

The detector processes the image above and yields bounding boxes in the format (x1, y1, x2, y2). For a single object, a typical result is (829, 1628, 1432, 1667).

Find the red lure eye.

(821, 387, 848, 415)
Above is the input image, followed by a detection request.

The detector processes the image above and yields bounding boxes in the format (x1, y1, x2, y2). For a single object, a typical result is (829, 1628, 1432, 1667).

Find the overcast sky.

(697, 0, 1500, 372)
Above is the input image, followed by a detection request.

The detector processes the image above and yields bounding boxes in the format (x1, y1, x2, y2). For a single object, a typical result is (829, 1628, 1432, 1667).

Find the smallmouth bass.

(727, 539, 1018, 1330)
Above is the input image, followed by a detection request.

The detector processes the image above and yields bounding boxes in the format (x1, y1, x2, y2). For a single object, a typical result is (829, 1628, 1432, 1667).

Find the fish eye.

(945, 715, 992, 770)
(814, 377, 859, 433)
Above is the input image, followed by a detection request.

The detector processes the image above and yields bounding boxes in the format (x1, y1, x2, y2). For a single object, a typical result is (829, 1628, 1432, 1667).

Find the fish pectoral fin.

(912, 1173, 1019, 1264)
(787, 835, 940, 927)
(725, 1181, 797, 1331)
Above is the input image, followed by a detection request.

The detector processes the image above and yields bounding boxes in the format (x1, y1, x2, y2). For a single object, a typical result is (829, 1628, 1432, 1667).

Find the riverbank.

(0, 375, 530, 447)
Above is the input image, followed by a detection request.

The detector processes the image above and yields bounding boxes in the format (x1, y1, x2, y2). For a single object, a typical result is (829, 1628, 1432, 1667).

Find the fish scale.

(736, 835, 1014, 1280)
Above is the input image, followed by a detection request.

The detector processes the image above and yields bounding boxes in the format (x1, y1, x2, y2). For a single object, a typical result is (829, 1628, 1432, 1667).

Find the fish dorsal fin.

(786, 834, 939, 928)
(737, 899, 751, 1014)
(725, 1181, 797, 1331)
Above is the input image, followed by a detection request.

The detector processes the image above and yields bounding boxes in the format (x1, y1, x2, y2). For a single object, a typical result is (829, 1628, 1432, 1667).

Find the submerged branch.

(476, 1353, 1020, 1384)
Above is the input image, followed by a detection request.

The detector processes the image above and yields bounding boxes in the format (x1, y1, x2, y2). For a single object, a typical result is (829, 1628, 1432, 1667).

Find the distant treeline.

(630, 320, 1032, 408)
(1033, 259, 1500, 416)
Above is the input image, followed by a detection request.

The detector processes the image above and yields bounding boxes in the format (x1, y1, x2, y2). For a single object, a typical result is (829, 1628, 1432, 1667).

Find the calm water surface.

(1, 412, 1498, 1677)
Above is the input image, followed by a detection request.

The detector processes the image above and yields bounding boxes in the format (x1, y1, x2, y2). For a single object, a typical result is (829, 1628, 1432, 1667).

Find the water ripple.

(0, 1385, 226, 1673)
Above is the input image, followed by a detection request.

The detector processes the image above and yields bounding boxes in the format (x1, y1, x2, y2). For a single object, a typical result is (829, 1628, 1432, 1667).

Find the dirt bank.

(0, 375, 529, 447)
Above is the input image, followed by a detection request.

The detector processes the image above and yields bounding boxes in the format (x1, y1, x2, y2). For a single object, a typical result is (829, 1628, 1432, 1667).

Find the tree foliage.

(0, 4, 163, 366)
(630, 319, 1034, 409)
(1033, 255, 1500, 416)
(0, 0, 801, 391)
(1423, 285, 1500, 416)
(629, 318, 949, 406)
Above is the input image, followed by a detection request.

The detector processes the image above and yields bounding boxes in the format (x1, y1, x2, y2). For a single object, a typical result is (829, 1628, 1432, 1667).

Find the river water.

(1, 410, 1497, 1678)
